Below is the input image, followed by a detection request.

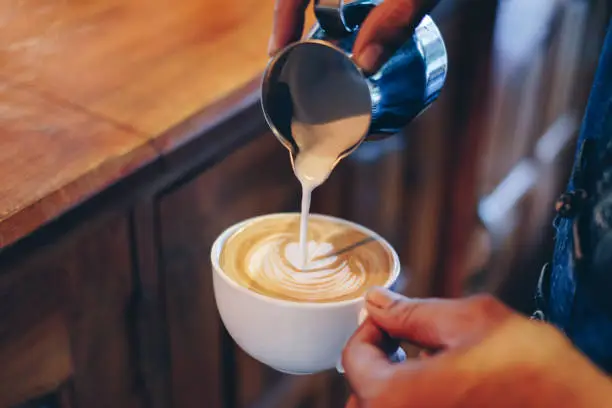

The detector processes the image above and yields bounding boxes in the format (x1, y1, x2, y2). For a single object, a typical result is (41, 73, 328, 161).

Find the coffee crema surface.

(219, 214, 394, 303)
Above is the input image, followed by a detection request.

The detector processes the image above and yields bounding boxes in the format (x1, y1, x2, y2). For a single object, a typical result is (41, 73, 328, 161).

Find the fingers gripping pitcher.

(261, 0, 448, 169)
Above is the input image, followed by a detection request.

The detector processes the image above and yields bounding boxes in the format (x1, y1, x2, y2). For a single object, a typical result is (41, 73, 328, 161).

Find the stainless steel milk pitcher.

(261, 0, 448, 160)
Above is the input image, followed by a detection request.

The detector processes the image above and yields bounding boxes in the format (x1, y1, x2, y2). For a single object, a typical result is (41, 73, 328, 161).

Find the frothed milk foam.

(219, 214, 393, 302)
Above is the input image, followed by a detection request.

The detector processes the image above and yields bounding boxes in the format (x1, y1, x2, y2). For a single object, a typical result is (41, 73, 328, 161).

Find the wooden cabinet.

(2, 132, 350, 408)
(158, 136, 296, 408)
(0, 214, 144, 408)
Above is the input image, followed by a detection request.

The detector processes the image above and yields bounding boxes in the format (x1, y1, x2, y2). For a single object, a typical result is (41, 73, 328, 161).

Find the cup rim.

(210, 212, 400, 309)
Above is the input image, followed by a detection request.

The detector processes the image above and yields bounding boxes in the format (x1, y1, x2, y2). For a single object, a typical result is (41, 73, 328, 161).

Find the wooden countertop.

(0, 0, 314, 248)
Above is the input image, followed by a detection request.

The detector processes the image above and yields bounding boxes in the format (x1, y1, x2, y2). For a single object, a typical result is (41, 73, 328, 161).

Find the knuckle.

(361, 0, 416, 44)
(394, 301, 420, 330)
(387, 0, 417, 20)
(386, 296, 406, 314)
(470, 293, 511, 321)
(471, 293, 499, 310)
(379, 295, 423, 336)
(382, 0, 418, 32)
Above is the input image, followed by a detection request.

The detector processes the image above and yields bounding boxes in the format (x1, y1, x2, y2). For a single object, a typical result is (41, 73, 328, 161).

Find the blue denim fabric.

(547, 18, 612, 373)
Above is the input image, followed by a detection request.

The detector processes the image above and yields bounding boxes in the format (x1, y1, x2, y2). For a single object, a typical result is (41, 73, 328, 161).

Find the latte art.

(248, 238, 365, 301)
(220, 214, 393, 303)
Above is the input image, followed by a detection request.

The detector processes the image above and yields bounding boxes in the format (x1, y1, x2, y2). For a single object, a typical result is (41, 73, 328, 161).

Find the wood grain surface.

(0, 79, 157, 248)
(0, 0, 315, 248)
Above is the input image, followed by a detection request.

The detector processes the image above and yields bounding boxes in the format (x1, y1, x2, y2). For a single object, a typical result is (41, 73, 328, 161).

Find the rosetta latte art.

(220, 214, 393, 303)
(248, 238, 366, 301)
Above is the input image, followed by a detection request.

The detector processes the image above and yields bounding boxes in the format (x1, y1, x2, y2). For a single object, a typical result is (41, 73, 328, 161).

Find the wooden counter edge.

(0, 143, 159, 250)
(0, 76, 265, 252)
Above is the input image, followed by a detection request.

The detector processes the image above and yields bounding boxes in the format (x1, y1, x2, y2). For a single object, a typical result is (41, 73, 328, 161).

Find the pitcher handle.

(314, 0, 354, 37)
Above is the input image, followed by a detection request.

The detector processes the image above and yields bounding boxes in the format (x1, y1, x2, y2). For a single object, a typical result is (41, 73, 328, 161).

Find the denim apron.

(534, 18, 612, 374)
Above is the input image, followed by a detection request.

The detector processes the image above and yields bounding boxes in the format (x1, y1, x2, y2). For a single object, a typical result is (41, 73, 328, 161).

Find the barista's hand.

(342, 289, 612, 408)
(269, 0, 441, 74)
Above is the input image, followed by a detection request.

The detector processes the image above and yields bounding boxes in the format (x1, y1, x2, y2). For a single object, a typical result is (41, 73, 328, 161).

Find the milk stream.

(292, 114, 370, 269)
(299, 183, 313, 268)
(219, 213, 392, 303)
(280, 46, 372, 269)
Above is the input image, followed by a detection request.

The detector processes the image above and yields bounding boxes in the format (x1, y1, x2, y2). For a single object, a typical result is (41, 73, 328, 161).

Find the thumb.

(353, 0, 437, 74)
(364, 288, 512, 349)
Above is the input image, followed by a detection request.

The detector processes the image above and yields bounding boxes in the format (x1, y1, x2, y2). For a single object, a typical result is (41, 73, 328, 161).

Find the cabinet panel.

(67, 216, 141, 408)
(0, 215, 141, 408)
(345, 135, 406, 248)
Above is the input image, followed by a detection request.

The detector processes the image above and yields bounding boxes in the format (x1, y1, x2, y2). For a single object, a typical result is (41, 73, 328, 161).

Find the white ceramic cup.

(211, 213, 401, 375)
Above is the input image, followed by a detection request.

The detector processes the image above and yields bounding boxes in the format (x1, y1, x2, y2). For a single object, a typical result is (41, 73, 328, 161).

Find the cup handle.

(336, 307, 407, 374)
